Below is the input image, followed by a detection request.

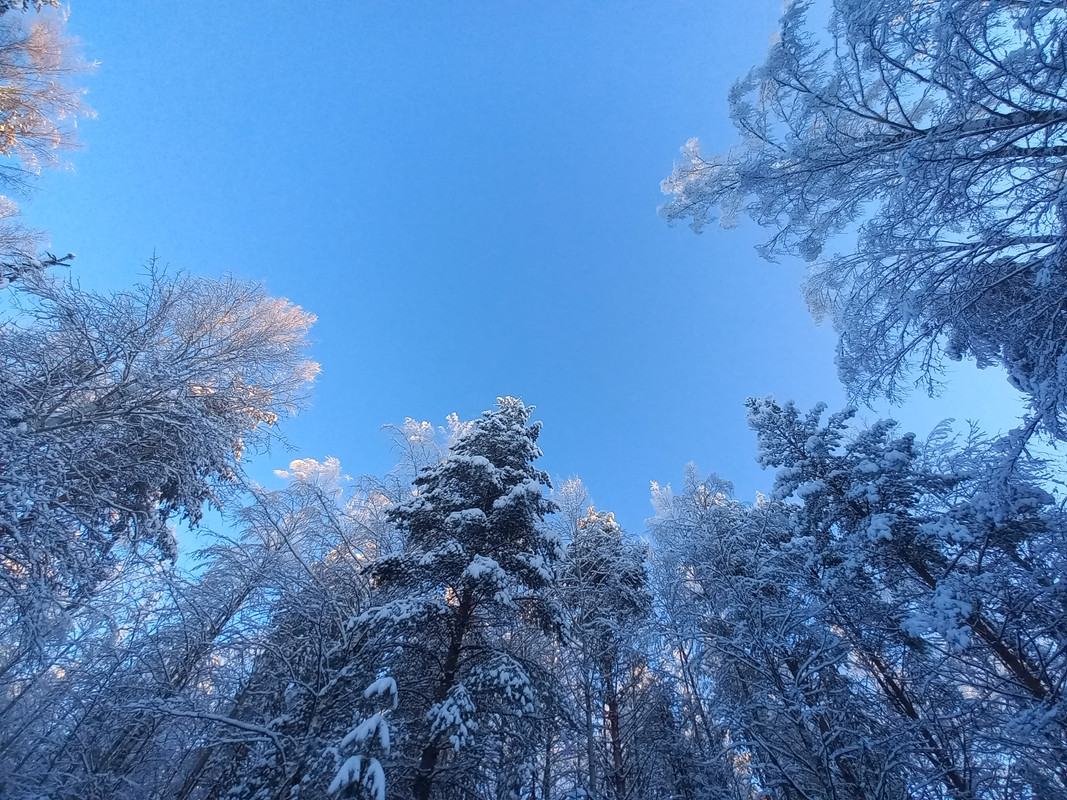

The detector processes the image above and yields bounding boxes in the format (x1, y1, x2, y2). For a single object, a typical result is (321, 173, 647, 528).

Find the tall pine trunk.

(602, 651, 626, 800)
(413, 590, 473, 800)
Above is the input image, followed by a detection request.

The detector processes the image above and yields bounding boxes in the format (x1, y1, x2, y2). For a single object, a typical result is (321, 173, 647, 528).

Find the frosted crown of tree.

(662, 0, 1067, 438)
(0, 268, 317, 657)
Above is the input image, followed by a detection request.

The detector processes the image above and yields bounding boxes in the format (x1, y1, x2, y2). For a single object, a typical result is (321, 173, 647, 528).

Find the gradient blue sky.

(30, 3, 1025, 533)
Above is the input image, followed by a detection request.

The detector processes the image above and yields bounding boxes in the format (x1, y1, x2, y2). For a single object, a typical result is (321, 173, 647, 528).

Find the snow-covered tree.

(746, 397, 1067, 796)
(368, 396, 561, 800)
(649, 467, 889, 800)
(0, 267, 318, 673)
(649, 401, 1067, 800)
(158, 458, 396, 800)
(662, 0, 1067, 436)
(560, 506, 651, 800)
(0, 4, 93, 263)
(0, 453, 385, 800)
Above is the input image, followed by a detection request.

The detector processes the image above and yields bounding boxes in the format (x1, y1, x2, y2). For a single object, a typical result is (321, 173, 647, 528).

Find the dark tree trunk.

(413, 590, 473, 800)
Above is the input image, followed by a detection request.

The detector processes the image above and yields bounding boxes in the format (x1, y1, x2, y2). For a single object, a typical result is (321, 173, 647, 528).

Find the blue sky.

(30, 3, 1025, 534)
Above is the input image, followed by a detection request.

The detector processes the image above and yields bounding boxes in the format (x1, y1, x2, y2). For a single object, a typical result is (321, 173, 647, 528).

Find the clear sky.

(29, 2, 1026, 534)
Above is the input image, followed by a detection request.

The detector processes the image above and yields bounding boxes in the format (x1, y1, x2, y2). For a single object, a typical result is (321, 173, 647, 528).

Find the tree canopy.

(662, 0, 1067, 438)
(2, 2, 1067, 799)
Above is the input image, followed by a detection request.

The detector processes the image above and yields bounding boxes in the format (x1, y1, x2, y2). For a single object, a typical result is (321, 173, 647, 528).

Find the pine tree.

(561, 506, 650, 799)
(746, 397, 1067, 796)
(366, 397, 560, 800)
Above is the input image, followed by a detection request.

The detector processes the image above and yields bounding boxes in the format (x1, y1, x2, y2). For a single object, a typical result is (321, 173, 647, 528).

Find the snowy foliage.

(0, 7, 93, 262)
(663, 0, 1067, 437)
(4, 388, 1065, 798)
(0, 266, 317, 681)
(330, 679, 396, 799)
(5, 2, 1067, 794)
(353, 398, 563, 800)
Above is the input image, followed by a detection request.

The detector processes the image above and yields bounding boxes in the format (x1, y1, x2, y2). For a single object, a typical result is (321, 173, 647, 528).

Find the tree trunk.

(584, 665, 597, 799)
(825, 601, 973, 800)
(905, 555, 1051, 702)
(413, 590, 473, 800)
(602, 652, 626, 800)
(541, 727, 553, 800)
